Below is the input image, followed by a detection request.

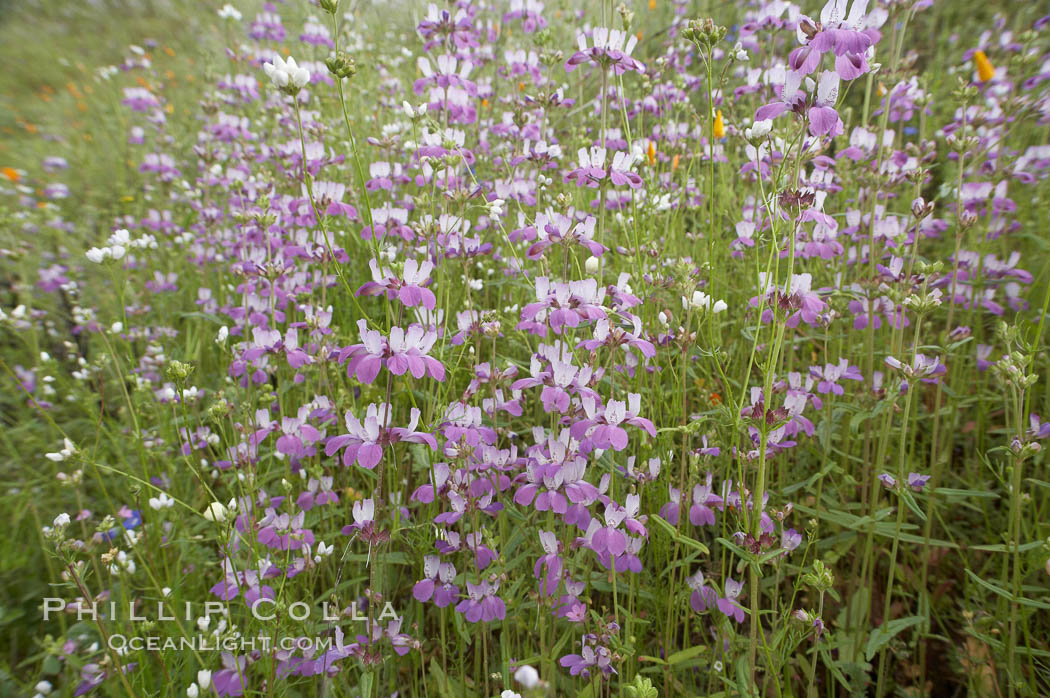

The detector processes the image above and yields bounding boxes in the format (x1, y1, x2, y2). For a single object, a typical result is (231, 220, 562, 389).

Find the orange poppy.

(973, 50, 995, 83)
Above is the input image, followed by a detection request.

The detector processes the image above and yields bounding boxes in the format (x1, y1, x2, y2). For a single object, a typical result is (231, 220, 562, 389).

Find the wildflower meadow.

(3, 0, 1050, 696)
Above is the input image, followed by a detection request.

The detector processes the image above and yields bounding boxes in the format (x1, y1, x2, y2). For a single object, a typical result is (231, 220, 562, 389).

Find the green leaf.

(42, 655, 62, 676)
(865, 615, 925, 661)
(360, 671, 374, 698)
(1024, 477, 1050, 490)
(552, 627, 574, 658)
(734, 654, 757, 698)
(175, 311, 223, 324)
(848, 410, 870, 433)
(576, 682, 597, 698)
(783, 461, 837, 495)
(819, 646, 855, 691)
(965, 627, 1050, 659)
(667, 644, 709, 666)
(452, 607, 473, 646)
(652, 515, 710, 555)
(898, 488, 927, 522)
(969, 540, 1042, 553)
(965, 569, 1050, 609)
(429, 659, 478, 698)
(934, 487, 999, 499)
(794, 504, 958, 549)
(590, 579, 656, 601)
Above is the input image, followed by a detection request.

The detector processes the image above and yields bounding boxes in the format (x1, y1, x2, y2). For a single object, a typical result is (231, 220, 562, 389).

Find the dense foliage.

(2, 0, 1050, 696)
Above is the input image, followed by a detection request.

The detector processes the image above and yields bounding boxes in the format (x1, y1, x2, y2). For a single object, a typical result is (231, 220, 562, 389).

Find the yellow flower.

(648, 0, 656, 9)
(1, 167, 20, 182)
(973, 50, 995, 83)
(713, 110, 725, 139)
(647, 141, 656, 166)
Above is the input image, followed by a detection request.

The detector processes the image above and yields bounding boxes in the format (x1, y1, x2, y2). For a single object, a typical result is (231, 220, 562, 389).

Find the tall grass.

(1, 1, 1049, 697)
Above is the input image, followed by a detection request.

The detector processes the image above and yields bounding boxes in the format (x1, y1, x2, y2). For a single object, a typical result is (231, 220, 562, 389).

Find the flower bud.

(166, 360, 195, 382)
(745, 119, 772, 141)
(911, 196, 934, 219)
(325, 51, 357, 79)
(203, 502, 229, 523)
(513, 664, 540, 689)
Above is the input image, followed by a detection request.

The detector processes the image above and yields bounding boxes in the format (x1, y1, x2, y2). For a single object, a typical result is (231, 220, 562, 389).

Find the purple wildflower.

(325, 403, 437, 469)
(456, 579, 506, 623)
(413, 555, 460, 607)
(717, 577, 747, 623)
